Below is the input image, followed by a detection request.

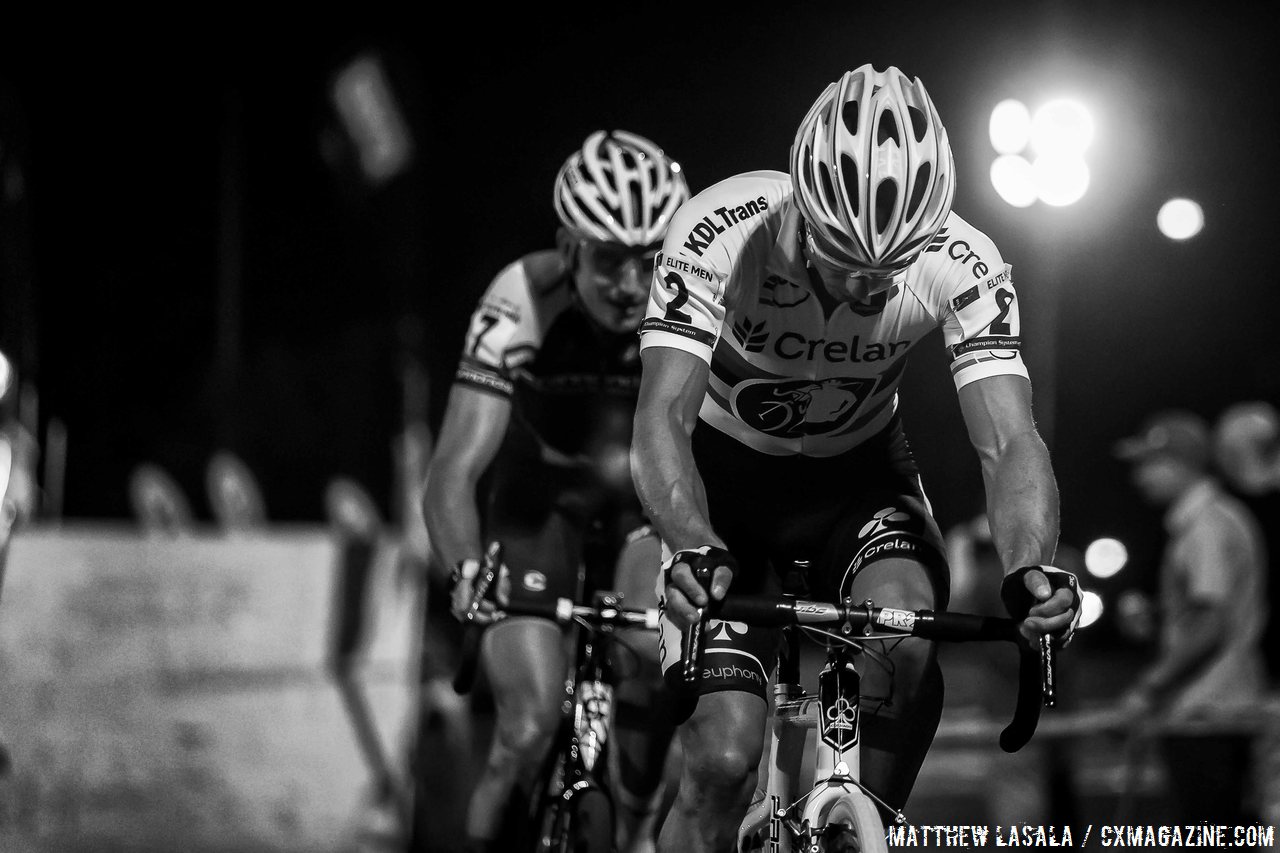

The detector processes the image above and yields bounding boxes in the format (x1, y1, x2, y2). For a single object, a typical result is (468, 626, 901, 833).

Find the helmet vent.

(908, 106, 928, 142)
(818, 162, 839, 212)
(627, 182, 643, 223)
(876, 111, 900, 146)
(875, 180, 898, 235)
(841, 100, 860, 135)
(906, 163, 931, 220)
(839, 153, 861, 218)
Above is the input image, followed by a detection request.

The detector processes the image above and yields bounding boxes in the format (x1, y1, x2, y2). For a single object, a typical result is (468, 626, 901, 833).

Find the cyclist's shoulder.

(474, 248, 572, 320)
(663, 170, 792, 276)
(909, 210, 1010, 302)
(918, 212, 1006, 272)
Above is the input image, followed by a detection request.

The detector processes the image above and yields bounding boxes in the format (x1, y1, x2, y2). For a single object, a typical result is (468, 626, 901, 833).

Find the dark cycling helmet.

(554, 130, 689, 249)
(790, 64, 956, 272)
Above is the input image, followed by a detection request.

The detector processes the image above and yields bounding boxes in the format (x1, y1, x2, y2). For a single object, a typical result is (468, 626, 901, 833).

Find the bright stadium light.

(1031, 153, 1090, 207)
(991, 154, 1037, 208)
(1157, 198, 1205, 240)
(1079, 590, 1104, 629)
(990, 99, 1032, 155)
(1029, 98, 1095, 156)
(1084, 537, 1129, 578)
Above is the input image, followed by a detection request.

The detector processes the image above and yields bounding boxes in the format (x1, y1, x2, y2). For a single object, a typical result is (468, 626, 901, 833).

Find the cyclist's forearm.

(423, 467, 486, 581)
(981, 431, 1060, 572)
(631, 416, 721, 553)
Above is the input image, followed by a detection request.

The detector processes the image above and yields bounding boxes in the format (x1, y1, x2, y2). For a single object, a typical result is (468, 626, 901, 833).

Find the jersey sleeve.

(454, 260, 539, 397)
(638, 230, 728, 364)
(939, 261, 1030, 391)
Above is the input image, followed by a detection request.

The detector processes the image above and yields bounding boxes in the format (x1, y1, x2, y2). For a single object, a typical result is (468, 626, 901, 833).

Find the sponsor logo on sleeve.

(683, 195, 769, 256)
(924, 228, 994, 279)
(639, 317, 717, 348)
(950, 285, 980, 312)
(950, 336, 1022, 357)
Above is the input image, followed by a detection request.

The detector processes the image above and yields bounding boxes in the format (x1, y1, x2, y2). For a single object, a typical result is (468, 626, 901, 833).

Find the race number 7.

(469, 313, 500, 356)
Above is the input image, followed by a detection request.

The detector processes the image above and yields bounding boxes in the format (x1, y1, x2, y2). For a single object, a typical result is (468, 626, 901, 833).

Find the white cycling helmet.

(554, 130, 689, 249)
(791, 64, 956, 272)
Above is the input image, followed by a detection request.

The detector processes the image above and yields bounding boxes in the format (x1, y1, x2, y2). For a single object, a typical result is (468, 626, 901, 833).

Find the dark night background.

(2, 3, 1279, 622)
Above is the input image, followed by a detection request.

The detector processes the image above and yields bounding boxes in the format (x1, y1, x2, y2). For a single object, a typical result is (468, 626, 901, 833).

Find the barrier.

(0, 523, 421, 853)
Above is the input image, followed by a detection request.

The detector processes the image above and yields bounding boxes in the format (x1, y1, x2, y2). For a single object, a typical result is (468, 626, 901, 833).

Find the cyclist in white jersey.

(631, 65, 1082, 852)
(425, 130, 689, 853)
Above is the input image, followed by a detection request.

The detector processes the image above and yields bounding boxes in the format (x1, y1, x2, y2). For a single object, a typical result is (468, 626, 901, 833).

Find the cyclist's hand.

(449, 558, 510, 625)
(661, 545, 737, 629)
(1000, 564, 1082, 646)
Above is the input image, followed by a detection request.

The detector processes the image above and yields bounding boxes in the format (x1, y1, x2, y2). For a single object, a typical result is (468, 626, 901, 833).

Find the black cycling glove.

(1000, 564, 1082, 646)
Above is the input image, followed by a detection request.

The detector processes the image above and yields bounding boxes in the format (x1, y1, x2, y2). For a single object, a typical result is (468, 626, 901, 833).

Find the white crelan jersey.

(638, 170, 1028, 457)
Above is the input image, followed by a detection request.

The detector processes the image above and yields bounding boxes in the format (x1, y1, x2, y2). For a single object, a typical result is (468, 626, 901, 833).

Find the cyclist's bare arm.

(631, 346, 731, 626)
(423, 383, 511, 587)
(958, 373, 1071, 637)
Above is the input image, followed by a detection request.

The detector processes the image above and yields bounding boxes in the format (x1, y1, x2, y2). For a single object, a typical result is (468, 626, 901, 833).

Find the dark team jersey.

(455, 249, 641, 513)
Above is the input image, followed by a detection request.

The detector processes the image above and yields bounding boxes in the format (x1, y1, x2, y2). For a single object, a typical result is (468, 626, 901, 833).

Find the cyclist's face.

(573, 240, 656, 333)
(804, 225, 909, 302)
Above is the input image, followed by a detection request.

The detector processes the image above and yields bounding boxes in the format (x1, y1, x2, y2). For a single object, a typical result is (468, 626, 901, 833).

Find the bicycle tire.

(817, 793, 887, 853)
(548, 786, 615, 853)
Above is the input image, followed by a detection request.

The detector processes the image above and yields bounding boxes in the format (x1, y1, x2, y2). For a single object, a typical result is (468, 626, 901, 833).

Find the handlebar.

(451, 538, 660, 696)
(684, 594, 1054, 753)
(495, 593, 662, 631)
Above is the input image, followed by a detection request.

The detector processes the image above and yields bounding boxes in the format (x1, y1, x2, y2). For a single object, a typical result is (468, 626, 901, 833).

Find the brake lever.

(465, 541, 503, 623)
(1040, 634, 1057, 708)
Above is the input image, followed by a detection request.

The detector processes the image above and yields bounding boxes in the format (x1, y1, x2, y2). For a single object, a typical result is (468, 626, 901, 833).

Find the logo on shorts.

(859, 507, 910, 539)
(522, 571, 547, 592)
(707, 620, 748, 642)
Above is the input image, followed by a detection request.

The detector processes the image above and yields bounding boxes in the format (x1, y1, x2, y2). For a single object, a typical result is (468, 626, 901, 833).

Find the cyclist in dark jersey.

(423, 130, 689, 853)
(631, 66, 1081, 852)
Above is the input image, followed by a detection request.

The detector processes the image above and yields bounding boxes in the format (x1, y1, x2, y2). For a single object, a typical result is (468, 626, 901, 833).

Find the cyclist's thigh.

(817, 488, 949, 612)
(482, 617, 572, 719)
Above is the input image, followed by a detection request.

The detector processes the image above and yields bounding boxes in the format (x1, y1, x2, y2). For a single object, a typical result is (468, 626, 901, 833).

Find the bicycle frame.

(515, 590, 660, 853)
(739, 623, 890, 853)
(543, 595, 618, 801)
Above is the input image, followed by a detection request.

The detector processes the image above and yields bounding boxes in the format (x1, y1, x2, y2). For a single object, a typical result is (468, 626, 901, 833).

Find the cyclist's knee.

(493, 704, 559, 763)
(679, 701, 762, 797)
(681, 744, 756, 804)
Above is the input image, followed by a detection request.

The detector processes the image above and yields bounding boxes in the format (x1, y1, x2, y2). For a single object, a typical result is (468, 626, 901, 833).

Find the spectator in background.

(127, 463, 195, 536)
(205, 450, 267, 534)
(1114, 408, 1268, 823)
(0, 348, 37, 537)
(1211, 400, 1280, 684)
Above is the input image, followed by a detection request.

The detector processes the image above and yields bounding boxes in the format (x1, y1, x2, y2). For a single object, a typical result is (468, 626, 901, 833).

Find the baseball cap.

(1113, 409, 1210, 468)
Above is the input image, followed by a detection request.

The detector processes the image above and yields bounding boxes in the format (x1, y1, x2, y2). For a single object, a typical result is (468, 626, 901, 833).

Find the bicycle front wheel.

(818, 794, 887, 853)
(549, 786, 615, 853)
